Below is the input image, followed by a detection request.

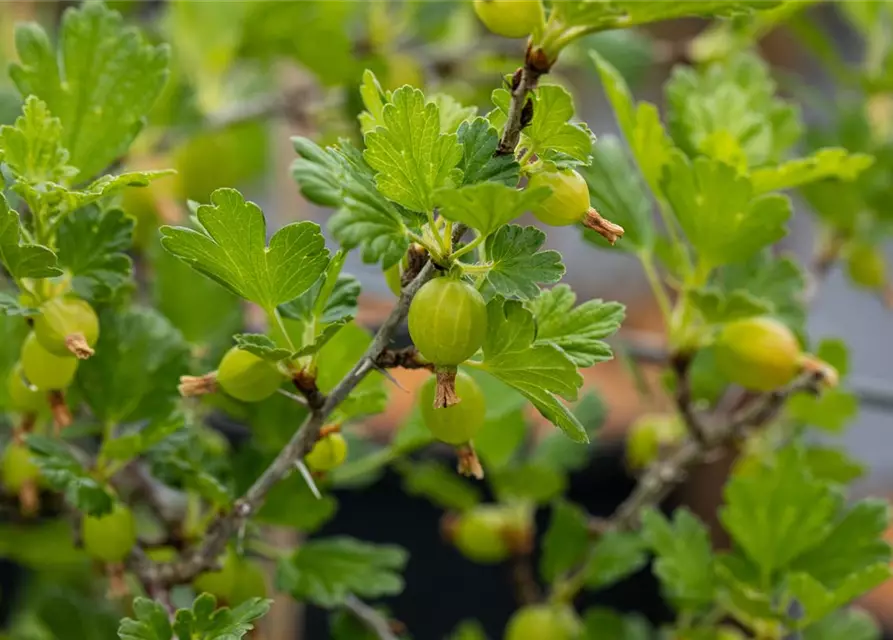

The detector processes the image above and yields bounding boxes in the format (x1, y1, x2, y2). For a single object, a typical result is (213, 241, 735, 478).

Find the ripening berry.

(33, 297, 99, 359)
(846, 243, 886, 289)
(473, 0, 544, 39)
(504, 604, 583, 640)
(714, 317, 801, 392)
(527, 169, 591, 227)
(453, 506, 511, 564)
(7, 365, 43, 413)
(194, 550, 267, 604)
(420, 371, 486, 444)
(625, 413, 686, 470)
(305, 432, 348, 472)
(82, 503, 137, 563)
(409, 278, 487, 366)
(216, 347, 283, 403)
(1, 442, 40, 492)
(21, 333, 78, 391)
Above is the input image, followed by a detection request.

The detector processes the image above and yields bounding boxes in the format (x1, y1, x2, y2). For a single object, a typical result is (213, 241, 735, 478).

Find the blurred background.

(0, 1, 890, 638)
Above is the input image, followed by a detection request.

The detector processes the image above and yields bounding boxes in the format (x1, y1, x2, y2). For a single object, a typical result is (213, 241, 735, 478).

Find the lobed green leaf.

(11, 1, 170, 180)
(160, 188, 330, 311)
(276, 537, 408, 608)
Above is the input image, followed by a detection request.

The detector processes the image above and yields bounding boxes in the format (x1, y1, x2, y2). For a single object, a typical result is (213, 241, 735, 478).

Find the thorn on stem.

(293, 459, 322, 500)
(373, 363, 409, 392)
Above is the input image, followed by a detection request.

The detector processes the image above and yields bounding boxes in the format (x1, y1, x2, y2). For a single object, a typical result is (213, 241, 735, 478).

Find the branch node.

(234, 500, 252, 518)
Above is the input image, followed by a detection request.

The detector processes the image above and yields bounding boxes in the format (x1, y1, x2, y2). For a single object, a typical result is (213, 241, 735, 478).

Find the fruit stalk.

(434, 366, 460, 408)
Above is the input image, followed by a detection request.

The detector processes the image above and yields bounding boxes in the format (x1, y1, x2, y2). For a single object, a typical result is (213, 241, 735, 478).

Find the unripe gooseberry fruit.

(1, 442, 40, 492)
(216, 347, 283, 403)
(453, 506, 511, 564)
(384, 263, 402, 297)
(194, 551, 237, 600)
(528, 169, 590, 227)
(305, 432, 348, 472)
(408, 277, 487, 408)
(7, 365, 43, 413)
(33, 297, 99, 359)
(846, 243, 886, 289)
(473, 0, 544, 39)
(21, 333, 78, 391)
(409, 278, 487, 365)
(626, 413, 686, 470)
(420, 371, 486, 444)
(504, 604, 583, 640)
(229, 558, 268, 605)
(82, 503, 137, 563)
(714, 317, 801, 392)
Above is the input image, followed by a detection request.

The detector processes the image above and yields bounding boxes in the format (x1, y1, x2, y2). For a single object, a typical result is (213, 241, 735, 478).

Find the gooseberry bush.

(0, 1, 890, 639)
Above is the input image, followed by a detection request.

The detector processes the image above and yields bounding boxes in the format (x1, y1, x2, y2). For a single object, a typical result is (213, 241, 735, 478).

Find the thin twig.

(554, 373, 827, 599)
(343, 595, 400, 640)
(497, 45, 552, 156)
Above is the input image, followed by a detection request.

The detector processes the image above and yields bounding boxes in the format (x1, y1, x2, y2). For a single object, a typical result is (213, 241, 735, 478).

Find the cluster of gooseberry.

(192, 547, 268, 606)
(407, 276, 488, 477)
(179, 346, 350, 474)
(18, 294, 99, 398)
(2, 290, 100, 512)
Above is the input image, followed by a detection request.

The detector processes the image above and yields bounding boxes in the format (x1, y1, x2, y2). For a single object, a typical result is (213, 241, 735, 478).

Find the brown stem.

(375, 346, 432, 370)
(292, 371, 326, 410)
(670, 352, 706, 444)
(496, 45, 552, 156)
